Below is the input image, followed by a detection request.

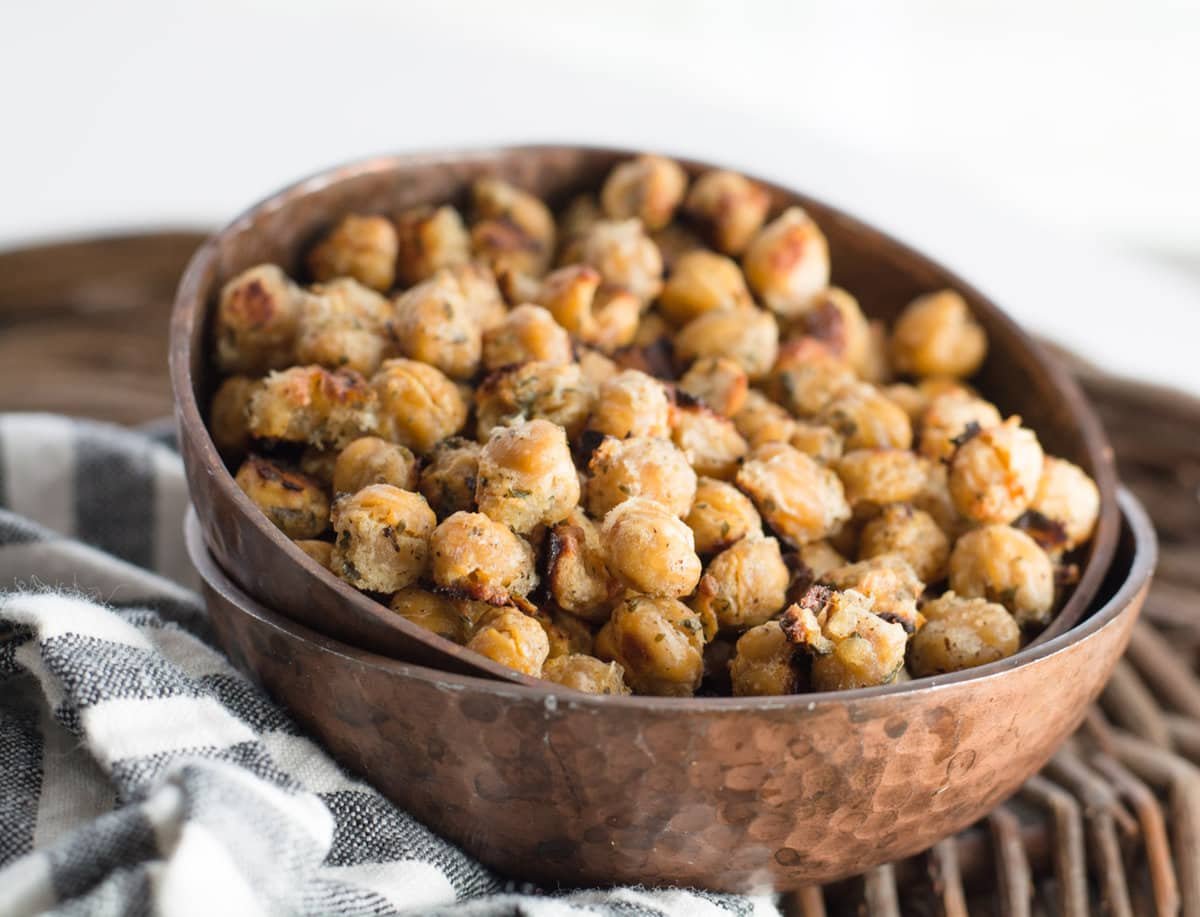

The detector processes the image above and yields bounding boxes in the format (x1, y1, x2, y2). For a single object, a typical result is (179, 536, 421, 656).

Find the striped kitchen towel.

(0, 414, 778, 917)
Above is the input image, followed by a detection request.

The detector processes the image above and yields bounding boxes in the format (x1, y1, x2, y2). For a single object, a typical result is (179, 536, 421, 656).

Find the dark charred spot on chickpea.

(949, 421, 983, 452)
(1014, 508, 1070, 552)
(575, 429, 607, 466)
(432, 581, 514, 609)
(802, 302, 848, 356)
(614, 339, 676, 381)
(672, 387, 704, 410)
(783, 555, 817, 606)
(235, 279, 276, 329)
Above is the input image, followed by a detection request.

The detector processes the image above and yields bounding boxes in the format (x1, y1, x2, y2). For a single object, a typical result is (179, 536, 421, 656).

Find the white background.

(2, 0, 1198, 391)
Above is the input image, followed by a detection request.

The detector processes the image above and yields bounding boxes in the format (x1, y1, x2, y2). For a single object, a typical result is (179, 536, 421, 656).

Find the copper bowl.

(170, 145, 1119, 679)
(187, 489, 1154, 891)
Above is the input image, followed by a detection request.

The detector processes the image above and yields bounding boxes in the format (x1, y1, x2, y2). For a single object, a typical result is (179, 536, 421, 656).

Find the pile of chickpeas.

(209, 153, 1101, 698)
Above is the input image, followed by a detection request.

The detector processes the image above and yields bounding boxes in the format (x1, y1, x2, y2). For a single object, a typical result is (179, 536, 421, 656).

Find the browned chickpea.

(589, 369, 672, 439)
(1029, 456, 1101, 552)
(532, 264, 639, 353)
(481, 304, 573, 371)
(736, 443, 850, 547)
(576, 219, 663, 306)
(669, 402, 749, 480)
(475, 361, 593, 441)
(442, 261, 507, 331)
(595, 593, 705, 696)
(678, 357, 748, 417)
(788, 421, 844, 464)
(766, 337, 855, 418)
(307, 214, 398, 292)
(732, 389, 798, 448)
(600, 154, 688, 230)
(882, 383, 927, 422)
(393, 205, 471, 287)
(294, 278, 392, 376)
(294, 539, 334, 570)
(742, 208, 831, 318)
(419, 437, 480, 518)
(210, 375, 257, 458)
(467, 607, 549, 676)
(650, 222, 707, 272)
(797, 540, 847, 579)
(782, 586, 908, 690)
(545, 508, 620, 622)
(587, 435, 697, 519)
(235, 455, 328, 538)
(891, 290, 987, 379)
(332, 436, 419, 495)
(476, 419, 580, 534)
(577, 347, 620, 389)
(329, 484, 435, 593)
(389, 272, 482, 380)
(859, 504, 950, 584)
(860, 320, 893, 385)
(908, 592, 1020, 677)
(683, 169, 771, 256)
(471, 178, 557, 280)
(214, 264, 304, 374)
(913, 461, 964, 538)
(835, 449, 933, 513)
(557, 193, 603, 255)
(788, 288, 871, 377)
(918, 392, 1003, 463)
(248, 365, 378, 449)
(602, 497, 702, 598)
(658, 250, 752, 326)
(430, 511, 538, 606)
(729, 621, 800, 696)
(949, 525, 1055, 625)
(389, 586, 474, 643)
(371, 359, 467, 454)
(542, 654, 631, 695)
(674, 307, 780, 382)
(691, 535, 790, 630)
(685, 477, 763, 555)
(298, 446, 339, 486)
(534, 607, 595, 659)
(821, 556, 924, 631)
(819, 382, 914, 451)
(949, 417, 1044, 524)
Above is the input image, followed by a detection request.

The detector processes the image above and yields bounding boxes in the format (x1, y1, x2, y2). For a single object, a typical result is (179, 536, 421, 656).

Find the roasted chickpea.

(476, 419, 580, 534)
(821, 556, 924, 631)
(782, 587, 908, 690)
(588, 369, 672, 439)
(294, 539, 334, 570)
(419, 437, 480, 518)
(914, 461, 963, 538)
(333, 436, 419, 495)
(669, 402, 749, 480)
(210, 375, 257, 457)
(471, 178, 557, 280)
(683, 169, 771, 256)
(908, 592, 1020, 677)
(891, 290, 987, 379)
(600, 154, 688, 230)
(918, 392, 1003, 463)
(949, 524, 1055, 625)
(767, 337, 855, 418)
(678, 357, 748, 418)
(1029, 457, 1101, 552)
(532, 264, 638, 353)
(393, 205, 471, 287)
(685, 477, 763, 555)
(819, 382, 913, 451)
(298, 446, 339, 486)
(542, 654, 631, 695)
(296, 278, 393, 375)
(532, 607, 595, 659)
(882, 383, 927, 422)
(248, 365, 377, 449)
(481, 304, 573, 371)
(577, 347, 620, 389)
(790, 288, 872, 378)
(835, 449, 933, 513)
(729, 621, 800, 696)
(595, 593, 705, 696)
(329, 484, 435, 593)
(371, 359, 467, 453)
(859, 504, 950, 584)
(576, 219, 663, 306)
(797, 540, 847, 579)
(788, 422, 844, 465)
(691, 535, 790, 630)
(306, 214, 398, 292)
(389, 272, 482, 380)
(214, 264, 303, 374)
(475, 361, 593, 441)
(235, 456, 329, 539)
(651, 222, 707, 272)
(736, 443, 850, 547)
(430, 511, 538, 605)
(586, 435, 697, 519)
(443, 261, 507, 331)
(602, 497, 702, 598)
(742, 207, 831, 318)
(674, 307, 779, 382)
(658, 250, 752, 326)
(732, 389, 798, 447)
(557, 193, 603, 255)
(949, 417, 1044, 524)
(389, 586, 474, 643)
(546, 508, 620, 622)
(467, 607, 549, 676)
(860, 320, 893, 385)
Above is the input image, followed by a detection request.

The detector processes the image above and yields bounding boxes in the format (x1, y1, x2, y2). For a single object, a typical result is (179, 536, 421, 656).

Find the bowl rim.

(185, 487, 1154, 711)
(170, 143, 1121, 685)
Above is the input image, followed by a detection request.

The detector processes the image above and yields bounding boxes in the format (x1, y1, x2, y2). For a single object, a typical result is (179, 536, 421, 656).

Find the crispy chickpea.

(790, 288, 871, 378)
(782, 587, 908, 691)
(533, 607, 595, 659)
(891, 290, 987, 379)
(333, 436, 419, 495)
(542, 654, 631, 695)
(235, 455, 329, 539)
(443, 261, 507, 331)
(914, 461, 963, 537)
(476, 419, 580, 534)
(532, 264, 638, 353)
(651, 222, 706, 271)
(918, 392, 1003, 463)
(859, 504, 950, 584)
(658, 250, 753, 327)
(678, 357, 748, 417)
(546, 508, 620, 621)
(600, 154, 688, 230)
(471, 178, 556, 280)
(691, 535, 790, 630)
(685, 477, 763, 555)
(481, 304, 573, 371)
(736, 443, 850, 547)
(306, 214, 398, 292)
(742, 207, 831, 318)
(329, 485, 435, 593)
(819, 382, 913, 451)
(835, 449, 933, 513)
(767, 337, 855, 418)
(389, 586, 474, 643)
(214, 264, 304, 374)
(576, 219, 663, 306)
(789, 422, 844, 464)
(908, 592, 1020, 677)
(371, 359, 467, 454)
(294, 539, 334, 570)
(1029, 456, 1101, 552)
(683, 169, 771, 256)
(669, 402, 749, 480)
(586, 435, 697, 519)
(949, 417, 1044, 524)
(822, 556, 924, 631)
(296, 278, 393, 375)
(467, 608, 549, 676)
(798, 540, 847, 579)
(248, 365, 377, 449)
(733, 389, 798, 447)
(860, 320, 893, 385)
(595, 593, 705, 696)
(419, 437, 480, 518)
(210, 375, 257, 457)
(883, 383, 927, 422)
(575, 347, 619, 389)
(588, 369, 672, 439)
(557, 193, 603, 254)
(729, 621, 800, 696)
(430, 511, 538, 605)
(949, 525, 1055, 625)
(475, 361, 593, 441)
(601, 497, 702, 598)
(674, 307, 779, 382)
(390, 271, 482, 380)
(393, 205, 471, 287)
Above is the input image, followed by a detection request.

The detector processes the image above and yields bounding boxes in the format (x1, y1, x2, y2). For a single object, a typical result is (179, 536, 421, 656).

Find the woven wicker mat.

(3, 234, 1198, 916)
